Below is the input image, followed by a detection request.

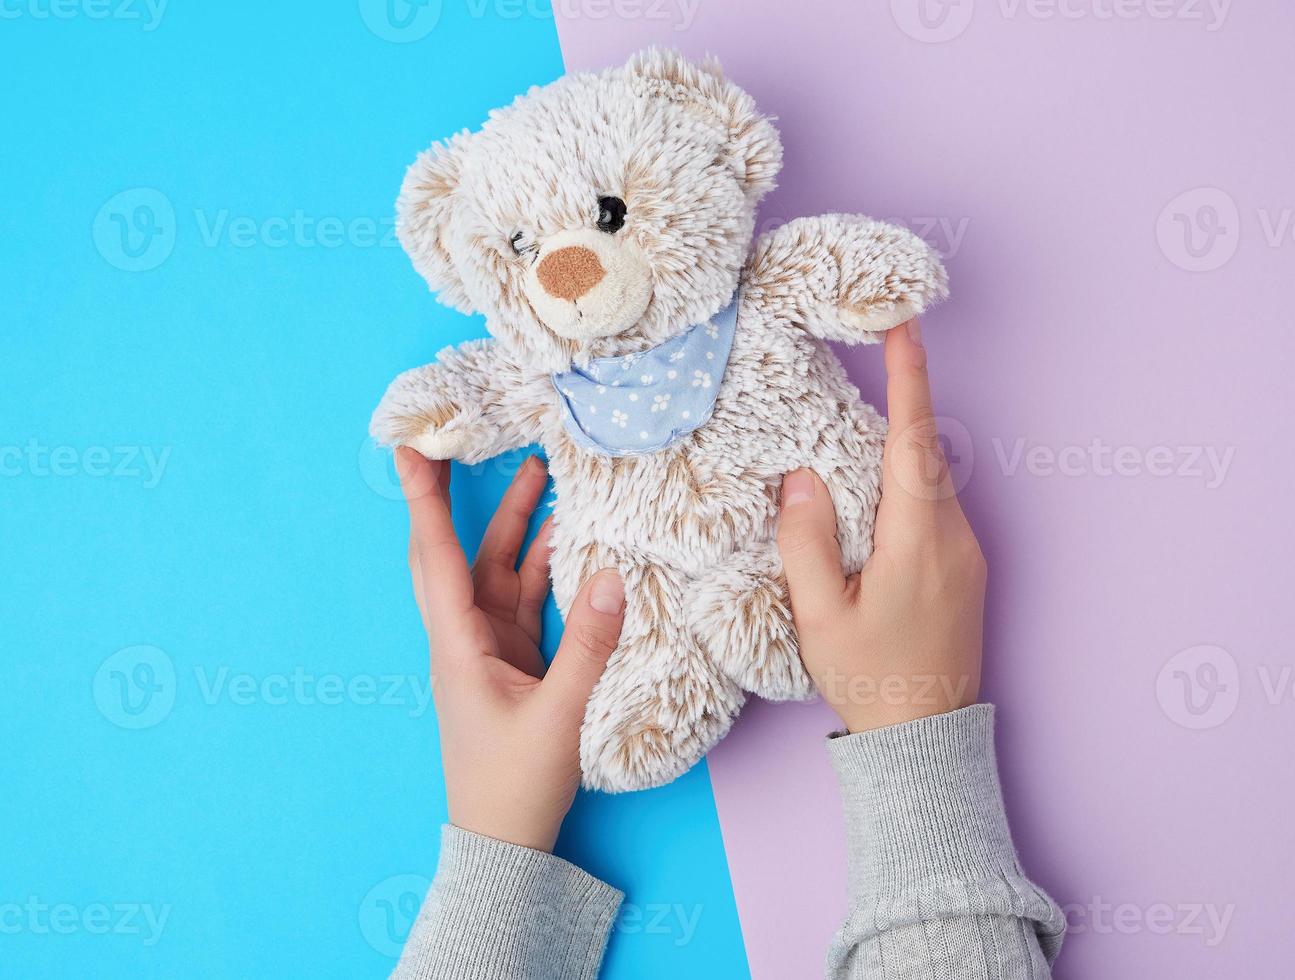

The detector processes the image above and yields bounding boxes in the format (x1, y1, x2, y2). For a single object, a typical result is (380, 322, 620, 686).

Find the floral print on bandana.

(551, 292, 740, 457)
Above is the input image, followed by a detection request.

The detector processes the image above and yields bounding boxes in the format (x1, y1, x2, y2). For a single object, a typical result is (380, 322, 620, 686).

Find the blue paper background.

(0, 3, 749, 976)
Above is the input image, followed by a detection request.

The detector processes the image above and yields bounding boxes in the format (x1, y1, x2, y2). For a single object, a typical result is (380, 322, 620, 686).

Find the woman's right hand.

(398, 449, 626, 852)
(776, 319, 987, 733)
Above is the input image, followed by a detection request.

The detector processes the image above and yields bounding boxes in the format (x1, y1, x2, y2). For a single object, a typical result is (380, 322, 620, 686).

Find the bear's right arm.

(370, 339, 542, 464)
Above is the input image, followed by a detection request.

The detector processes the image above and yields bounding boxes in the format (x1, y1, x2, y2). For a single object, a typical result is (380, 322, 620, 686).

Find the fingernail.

(589, 571, 625, 615)
(905, 318, 923, 348)
(526, 455, 546, 476)
(783, 470, 814, 508)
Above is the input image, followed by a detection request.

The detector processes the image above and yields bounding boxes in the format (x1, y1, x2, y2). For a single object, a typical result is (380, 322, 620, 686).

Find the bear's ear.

(624, 47, 782, 202)
(396, 132, 475, 313)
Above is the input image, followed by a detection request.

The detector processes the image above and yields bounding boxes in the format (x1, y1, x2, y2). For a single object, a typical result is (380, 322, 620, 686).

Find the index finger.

(884, 318, 936, 437)
(882, 319, 956, 509)
(397, 448, 475, 633)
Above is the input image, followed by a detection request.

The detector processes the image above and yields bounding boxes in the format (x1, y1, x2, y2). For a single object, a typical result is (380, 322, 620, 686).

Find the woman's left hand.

(397, 448, 626, 852)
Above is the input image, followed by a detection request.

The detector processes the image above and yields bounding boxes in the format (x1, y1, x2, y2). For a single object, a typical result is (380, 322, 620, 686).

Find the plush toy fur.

(372, 49, 947, 792)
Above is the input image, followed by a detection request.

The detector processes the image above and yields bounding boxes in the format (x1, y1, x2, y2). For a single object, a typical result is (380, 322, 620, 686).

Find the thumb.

(776, 469, 848, 625)
(541, 570, 626, 720)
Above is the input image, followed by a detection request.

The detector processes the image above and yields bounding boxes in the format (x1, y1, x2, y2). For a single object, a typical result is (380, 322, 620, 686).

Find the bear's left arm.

(742, 215, 948, 343)
(370, 339, 543, 465)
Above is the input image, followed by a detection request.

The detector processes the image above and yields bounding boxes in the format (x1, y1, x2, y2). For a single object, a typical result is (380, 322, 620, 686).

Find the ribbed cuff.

(392, 826, 624, 980)
(828, 705, 1022, 900)
(826, 705, 1066, 962)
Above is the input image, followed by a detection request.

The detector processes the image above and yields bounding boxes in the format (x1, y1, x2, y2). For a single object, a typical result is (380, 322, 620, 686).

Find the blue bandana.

(552, 293, 739, 457)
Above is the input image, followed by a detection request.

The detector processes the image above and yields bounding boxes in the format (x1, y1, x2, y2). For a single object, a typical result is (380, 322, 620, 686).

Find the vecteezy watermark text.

(193, 209, 399, 250)
(817, 669, 975, 711)
(891, 0, 1232, 43)
(94, 646, 435, 730)
(615, 903, 703, 947)
(993, 438, 1234, 489)
(193, 666, 433, 716)
(93, 189, 402, 273)
(0, 0, 169, 30)
(0, 898, 172, 947)
(1, 441, 171, 488)
(508, 0, 701, 31)
(1061, 896, 1234, 947)
(358, 0, 700, 43)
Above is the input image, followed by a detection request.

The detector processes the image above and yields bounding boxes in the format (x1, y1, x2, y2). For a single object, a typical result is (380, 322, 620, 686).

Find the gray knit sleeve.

(392, 825, 623, 980)
(826, 704, 1066, 979)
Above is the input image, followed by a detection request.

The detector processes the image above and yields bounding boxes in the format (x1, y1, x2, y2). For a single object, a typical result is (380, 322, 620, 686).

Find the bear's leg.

(578, 560, 745, 793)
(688, 547, 816, 702)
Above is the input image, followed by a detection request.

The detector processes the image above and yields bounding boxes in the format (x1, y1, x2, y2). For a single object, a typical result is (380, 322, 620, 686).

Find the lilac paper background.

(556, 3, 1295, 977)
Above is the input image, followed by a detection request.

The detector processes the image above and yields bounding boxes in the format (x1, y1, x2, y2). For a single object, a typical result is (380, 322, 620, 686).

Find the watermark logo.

(359, 0, 441, 42)
(93, 645, 177, 730)
(937, 416, 975, 493)
(1157, 188, 1295, 273)
(890, 415, 974, 502)
(891, 0, 976, 43)
(1156, 645, 1240, 730)
(358, 874, 430, 958)
(1156, 187, 1240, 272)
(1156, 646, 1295, 728)
(93, 188, 176, 273)
(358, 437, 410, 502)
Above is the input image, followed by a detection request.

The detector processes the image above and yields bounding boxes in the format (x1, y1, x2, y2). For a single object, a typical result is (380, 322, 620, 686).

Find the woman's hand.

(777, 319, 986, 733)
(397, 449, 625, 852)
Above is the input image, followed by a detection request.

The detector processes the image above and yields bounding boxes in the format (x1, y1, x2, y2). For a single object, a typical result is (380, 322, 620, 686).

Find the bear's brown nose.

(536, 246, 605, 301)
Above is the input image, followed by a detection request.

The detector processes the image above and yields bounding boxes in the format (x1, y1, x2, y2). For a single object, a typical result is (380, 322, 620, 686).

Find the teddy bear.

(371, 48, 948, 792)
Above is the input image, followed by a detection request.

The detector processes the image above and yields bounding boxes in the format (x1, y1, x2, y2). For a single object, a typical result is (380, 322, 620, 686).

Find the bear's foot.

(689, 549, 815, 702)
(578, 562, 745, 792)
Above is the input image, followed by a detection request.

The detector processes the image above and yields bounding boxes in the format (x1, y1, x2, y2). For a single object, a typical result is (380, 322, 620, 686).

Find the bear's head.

(397, 48, 782, 372)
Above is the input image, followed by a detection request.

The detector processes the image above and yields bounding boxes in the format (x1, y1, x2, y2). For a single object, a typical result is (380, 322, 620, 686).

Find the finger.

(476, 456, 549, 574)
(397, 448, 475, 639)
(472, 457, 548, 624)
(407, 535, 429, 632)
(539, 569, 625, 721)
(882, 319, 956, 510)
(516, 517, 554, 644)
(776, 469, 849, 625)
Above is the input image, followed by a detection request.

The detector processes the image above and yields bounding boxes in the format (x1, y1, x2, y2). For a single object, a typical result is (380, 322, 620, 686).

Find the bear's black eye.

(509, 231, 526, 256)
(596, 196, 627, 234)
